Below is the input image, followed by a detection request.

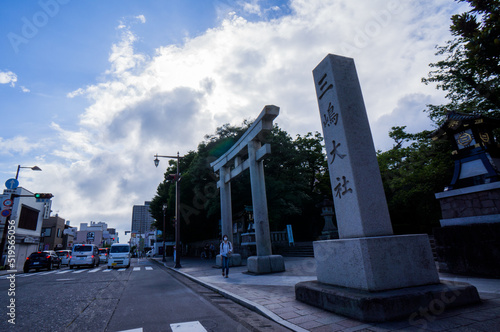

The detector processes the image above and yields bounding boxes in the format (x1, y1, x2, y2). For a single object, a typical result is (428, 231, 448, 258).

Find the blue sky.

(0, 0, 467, 244)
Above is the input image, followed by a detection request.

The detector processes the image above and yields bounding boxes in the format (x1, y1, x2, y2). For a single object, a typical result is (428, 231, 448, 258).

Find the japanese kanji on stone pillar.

(295, 54, 480, 322)
(211, 105, 285, 274)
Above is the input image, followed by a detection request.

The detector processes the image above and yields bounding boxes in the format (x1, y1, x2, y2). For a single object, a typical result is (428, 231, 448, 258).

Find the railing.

(271, 231, 288, 243)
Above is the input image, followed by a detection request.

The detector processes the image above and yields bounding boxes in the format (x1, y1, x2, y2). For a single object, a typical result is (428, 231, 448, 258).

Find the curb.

(150, 259, 307, 332)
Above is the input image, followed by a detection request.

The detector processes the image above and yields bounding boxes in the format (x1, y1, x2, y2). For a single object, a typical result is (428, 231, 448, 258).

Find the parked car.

(108, 243, 131, 269)
(56, 250, 71, 266)
(69, 244, 100, 269)
(98, 248, 109, 263)
(24, 251, 61, 273)
(146, 250, 153, 257)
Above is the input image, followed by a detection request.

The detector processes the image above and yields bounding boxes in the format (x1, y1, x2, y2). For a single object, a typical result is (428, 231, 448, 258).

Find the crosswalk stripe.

(72, 269, 88, 274)
(2, 266, 154, 278)
(171, 321, 207, 332)
(19, 273, 37, 277)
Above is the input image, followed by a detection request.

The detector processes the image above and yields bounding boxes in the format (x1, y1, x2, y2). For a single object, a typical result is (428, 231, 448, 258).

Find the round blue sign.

(1, 209, 11, 217)
(5, 178, 19, 190)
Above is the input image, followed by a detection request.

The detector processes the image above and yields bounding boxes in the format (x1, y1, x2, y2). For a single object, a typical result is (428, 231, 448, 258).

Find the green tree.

(377, 127, 454, 234)
(149, 123, 330, 243)
(422, 0, 500, 123)
(264, 128, 329, 239)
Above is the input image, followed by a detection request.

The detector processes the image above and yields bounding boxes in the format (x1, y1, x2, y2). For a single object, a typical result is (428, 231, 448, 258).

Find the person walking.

(220, 235, 232, 278)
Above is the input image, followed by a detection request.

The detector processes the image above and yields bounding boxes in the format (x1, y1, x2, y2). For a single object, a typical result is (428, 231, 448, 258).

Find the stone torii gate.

(211, 105, 285, 274)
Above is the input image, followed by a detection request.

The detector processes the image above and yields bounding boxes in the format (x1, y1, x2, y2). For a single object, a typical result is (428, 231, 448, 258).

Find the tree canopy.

(422, 0, 500, 122)
(377, 127, 454, 234)
(149, 123, 330, 243)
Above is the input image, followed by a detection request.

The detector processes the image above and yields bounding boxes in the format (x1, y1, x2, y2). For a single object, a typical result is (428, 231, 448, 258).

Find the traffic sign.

(2, 199, 13, 207)
(1, 209, 11, 217)
(5, 178, 19, 190)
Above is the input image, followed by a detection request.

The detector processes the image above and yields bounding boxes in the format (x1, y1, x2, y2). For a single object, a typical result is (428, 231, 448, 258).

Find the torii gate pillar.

(211, 105, 285, 274)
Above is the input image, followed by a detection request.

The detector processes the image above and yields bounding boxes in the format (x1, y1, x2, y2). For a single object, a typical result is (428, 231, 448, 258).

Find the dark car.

(24, 251, 61, 273)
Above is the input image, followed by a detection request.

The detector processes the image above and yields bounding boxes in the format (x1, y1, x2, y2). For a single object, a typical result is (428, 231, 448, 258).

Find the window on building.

(18, 205, 40, 231)
(57, 228, 61, 238)
(41, 228, 52, 237)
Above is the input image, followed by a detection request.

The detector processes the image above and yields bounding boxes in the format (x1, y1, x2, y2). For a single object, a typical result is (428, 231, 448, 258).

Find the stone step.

(279, 242, 315, 257)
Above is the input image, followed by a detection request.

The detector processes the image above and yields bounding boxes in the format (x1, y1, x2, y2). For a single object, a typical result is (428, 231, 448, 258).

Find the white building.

(0, 187, 51, 271)
(75, 221, 118, 247)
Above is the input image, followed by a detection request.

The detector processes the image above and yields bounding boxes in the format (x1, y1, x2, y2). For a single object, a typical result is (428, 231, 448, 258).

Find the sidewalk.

(153, 256, 500, 332)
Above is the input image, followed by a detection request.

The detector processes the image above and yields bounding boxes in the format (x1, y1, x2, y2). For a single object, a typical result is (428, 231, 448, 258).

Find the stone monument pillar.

(295, 54, 480, 322)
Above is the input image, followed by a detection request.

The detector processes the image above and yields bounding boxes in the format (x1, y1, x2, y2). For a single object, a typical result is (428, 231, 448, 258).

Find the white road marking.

(103, 269, 112, 272)
(56, 270, 72, 274)
(145, 267, 153, 271)
(116, 328, 143, 332)
(88, 267, 101, 273)
(133, 267, 140, 271)
(170, 321, 207, 332)
(38, 270, 58, 275)
(118, 268, 127, 271)
(72, 269, 88, 274)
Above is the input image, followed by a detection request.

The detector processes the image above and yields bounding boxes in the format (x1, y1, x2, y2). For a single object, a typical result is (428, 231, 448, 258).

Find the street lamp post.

(162, 203, 167, 262)
(15, 165, 42, 180)
(154, 152, 183, 268)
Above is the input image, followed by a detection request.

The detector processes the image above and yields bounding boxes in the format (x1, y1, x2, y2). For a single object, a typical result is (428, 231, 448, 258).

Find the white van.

(108, 243, 131, 269)
(69, 244, 100, 269)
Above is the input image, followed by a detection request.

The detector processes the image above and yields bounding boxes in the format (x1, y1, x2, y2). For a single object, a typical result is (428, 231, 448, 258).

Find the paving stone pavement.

(153, 256, 500, 332)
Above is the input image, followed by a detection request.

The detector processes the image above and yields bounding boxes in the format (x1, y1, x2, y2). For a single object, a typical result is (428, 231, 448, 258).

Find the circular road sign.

(5, 178, 19, 190)
(1, 209, 11, 217)
(3, 199, 13, 207)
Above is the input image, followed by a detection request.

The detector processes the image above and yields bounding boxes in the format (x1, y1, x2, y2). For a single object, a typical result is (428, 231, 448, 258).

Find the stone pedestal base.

(247, 255, 285, 274)
(295, 280, 480, 322)
(215, 254, 242, 267)
(314, 235, 440, 291)
(296, 234, 480, 322)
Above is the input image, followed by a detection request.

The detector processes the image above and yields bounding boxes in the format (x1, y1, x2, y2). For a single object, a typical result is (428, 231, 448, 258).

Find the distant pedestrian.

(203, 243, 209, 259)
(209, 243, 215, 259)
(220, 235, 232, 278)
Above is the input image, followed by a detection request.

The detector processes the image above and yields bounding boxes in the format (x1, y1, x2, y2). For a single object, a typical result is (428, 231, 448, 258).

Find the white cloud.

(0, 70, 17, 87)
(241, 0, 261, 15)
(42, 0, 466, 241)
(136, 14, 146, 23)
(20, 86, 30, 93)
(0, 136, 43, 155)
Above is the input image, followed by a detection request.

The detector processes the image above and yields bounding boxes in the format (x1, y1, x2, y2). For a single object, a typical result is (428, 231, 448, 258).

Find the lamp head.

(154, 156, 160, 167)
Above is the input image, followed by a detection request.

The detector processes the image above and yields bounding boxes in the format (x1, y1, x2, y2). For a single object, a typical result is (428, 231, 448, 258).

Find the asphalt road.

(0, 258, 290, 332)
